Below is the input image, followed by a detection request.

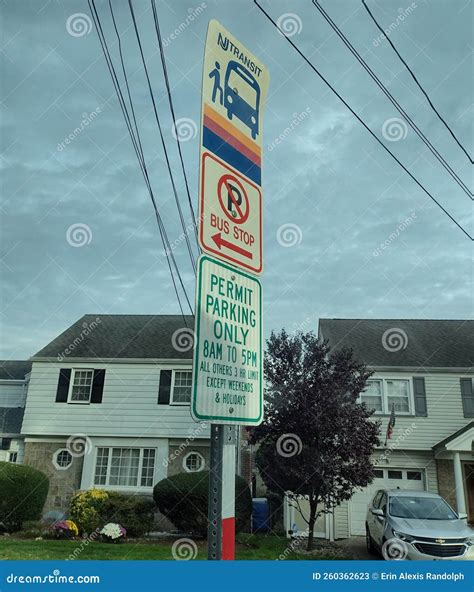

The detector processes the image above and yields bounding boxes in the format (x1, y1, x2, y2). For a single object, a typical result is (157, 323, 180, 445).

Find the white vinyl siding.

(22, 362, 209, 439)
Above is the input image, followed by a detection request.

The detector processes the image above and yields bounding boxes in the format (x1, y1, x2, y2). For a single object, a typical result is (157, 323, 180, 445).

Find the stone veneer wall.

(436, 459, 457, 511)
(23, 441, 83, 515)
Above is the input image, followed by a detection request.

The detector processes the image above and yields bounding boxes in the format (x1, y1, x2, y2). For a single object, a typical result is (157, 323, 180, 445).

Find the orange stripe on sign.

(204, 104, 261, 159)
(203, 114, 261, 167)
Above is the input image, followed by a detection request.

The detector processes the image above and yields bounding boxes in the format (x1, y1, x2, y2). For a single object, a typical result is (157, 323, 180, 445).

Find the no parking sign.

(199, 151, 263, 274)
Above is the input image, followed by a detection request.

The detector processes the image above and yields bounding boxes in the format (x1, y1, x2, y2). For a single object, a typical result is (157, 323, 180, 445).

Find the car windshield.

(389, 496, 457, 520)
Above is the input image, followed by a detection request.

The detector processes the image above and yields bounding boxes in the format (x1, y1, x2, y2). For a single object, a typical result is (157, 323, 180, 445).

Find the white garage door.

(350, 468, 425, 536)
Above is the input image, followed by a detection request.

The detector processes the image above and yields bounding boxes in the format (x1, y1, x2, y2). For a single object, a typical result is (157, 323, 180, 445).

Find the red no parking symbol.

(217, 174, 249, 224)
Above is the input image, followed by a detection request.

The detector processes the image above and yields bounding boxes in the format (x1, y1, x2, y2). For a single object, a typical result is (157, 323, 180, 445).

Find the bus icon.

(223, 61, 260, 139)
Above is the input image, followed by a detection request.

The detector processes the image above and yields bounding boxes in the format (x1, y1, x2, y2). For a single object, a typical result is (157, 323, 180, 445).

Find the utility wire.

(253, 0, 472, 241)
(89, 0, 194, 319)
(313, 0, 472, 200)
(151, 0, 200, 245)
(362, 0, 473, 165)
(128, 0, 197, 274)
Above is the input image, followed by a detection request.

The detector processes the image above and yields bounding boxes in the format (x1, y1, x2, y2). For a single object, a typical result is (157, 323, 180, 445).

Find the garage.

(349, 468, 425, 535)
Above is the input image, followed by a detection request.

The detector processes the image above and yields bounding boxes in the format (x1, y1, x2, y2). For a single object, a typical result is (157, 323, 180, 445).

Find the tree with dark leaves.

(250, 330, 380, 551)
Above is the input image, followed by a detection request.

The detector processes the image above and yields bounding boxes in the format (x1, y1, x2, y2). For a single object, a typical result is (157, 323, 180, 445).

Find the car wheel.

(366, 525, 376, 555)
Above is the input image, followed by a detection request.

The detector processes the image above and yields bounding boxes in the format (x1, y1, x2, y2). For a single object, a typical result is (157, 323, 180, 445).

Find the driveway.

(334, 536, 379, 560)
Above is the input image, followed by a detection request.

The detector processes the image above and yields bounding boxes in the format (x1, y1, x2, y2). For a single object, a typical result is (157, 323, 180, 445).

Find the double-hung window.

(170, 370, 192, 404)
(94, 447, 156, 488)
(360, 378, 412, 415)
(68, 369, 94, 403)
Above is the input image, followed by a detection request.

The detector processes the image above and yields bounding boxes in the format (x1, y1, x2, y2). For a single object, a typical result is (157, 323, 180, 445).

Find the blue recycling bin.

(252, 497, 269, 532)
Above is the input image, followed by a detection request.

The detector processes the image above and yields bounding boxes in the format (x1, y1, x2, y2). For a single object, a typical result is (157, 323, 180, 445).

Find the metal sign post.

(195, 19, 269, 561)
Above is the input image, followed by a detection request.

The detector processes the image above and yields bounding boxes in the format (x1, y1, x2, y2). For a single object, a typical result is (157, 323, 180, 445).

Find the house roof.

(318, 319, 474, 368)
(33, 315, 195, 360)
(432, 421, 474, 451)
(0, 407, 25, 435)
(0, 360, 32, 380)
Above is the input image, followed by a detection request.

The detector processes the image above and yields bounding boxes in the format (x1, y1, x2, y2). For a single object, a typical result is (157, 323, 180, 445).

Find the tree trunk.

(306, 497, 318, 551)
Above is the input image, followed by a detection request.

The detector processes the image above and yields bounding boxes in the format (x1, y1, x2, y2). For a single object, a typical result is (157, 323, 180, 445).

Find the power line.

(151, 0, 200, 245)
(127, 0, 198, 274)
(313, 0, 472, 200)
(362, 0, 473, 165)
(89, 0, 194, 319)
(253, 0, 472, 241)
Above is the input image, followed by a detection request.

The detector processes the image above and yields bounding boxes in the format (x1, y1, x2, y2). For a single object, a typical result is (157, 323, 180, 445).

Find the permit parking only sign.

(192, 255, 262, 425)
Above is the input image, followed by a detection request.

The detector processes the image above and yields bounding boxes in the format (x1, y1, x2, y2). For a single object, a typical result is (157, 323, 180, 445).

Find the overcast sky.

(1, 0, 472, 359)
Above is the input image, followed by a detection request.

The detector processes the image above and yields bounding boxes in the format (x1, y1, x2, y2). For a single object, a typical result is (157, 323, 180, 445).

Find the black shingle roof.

(33, 315, 195, 360)
(0, 407, 25, 435)
(0, 361, 32, 380)
(318, 319, 474, 368)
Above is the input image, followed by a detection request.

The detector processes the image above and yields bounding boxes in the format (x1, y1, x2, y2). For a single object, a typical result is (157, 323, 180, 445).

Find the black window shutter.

(55, 369, 71, 403)
(460, 378, 474, 418)
(413, 377, 427, 417)
(90, 369, 106, 403)
(158, 370, 172, 404)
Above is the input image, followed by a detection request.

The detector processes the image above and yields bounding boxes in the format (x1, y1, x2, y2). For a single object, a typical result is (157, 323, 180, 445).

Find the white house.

(285, 319, 474, 540)
(21, 314, 213, 513)
(0, 361, 31, 463)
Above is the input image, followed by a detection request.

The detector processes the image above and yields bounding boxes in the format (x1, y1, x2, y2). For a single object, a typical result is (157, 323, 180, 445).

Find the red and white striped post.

(221, 426, 236, 560)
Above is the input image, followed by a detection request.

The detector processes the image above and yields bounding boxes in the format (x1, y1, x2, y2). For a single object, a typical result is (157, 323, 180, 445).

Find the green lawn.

(0, 534, 349, 560)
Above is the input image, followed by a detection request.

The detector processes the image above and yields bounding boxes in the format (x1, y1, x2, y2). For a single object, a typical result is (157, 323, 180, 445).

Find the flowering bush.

(51, 519, 79, 539)
(100, 522, 126, 542)
(70, 489, 110, 535)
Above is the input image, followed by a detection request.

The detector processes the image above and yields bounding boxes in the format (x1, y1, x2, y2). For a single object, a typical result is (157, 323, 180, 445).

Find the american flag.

(385, 403, 396, 445)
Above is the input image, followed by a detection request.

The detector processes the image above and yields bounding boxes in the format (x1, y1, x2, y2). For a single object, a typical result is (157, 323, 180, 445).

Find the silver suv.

(365, 489, 474, 560)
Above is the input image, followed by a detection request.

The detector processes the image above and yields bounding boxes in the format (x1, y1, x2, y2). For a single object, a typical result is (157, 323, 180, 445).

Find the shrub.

(0, 462, 49, 533)
(69, 489, 109, 535)
(70, 488, 154, 537)
(153, 471, 252, 537)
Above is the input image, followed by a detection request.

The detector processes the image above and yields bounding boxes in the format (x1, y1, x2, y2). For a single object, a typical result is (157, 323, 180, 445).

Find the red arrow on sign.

(211, 233, 253, 260)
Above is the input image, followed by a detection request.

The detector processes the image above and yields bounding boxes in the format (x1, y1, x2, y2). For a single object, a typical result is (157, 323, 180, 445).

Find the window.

(54, 449, 73, 470)
(373, 469, 384, 479)
(68, 369, 94, 403)
(407, 470, 422, 481)
(94, 447, 156, 488)
(372, 491, 383, 508)
(388, 470, 403, 480)
(171, 371, 192, 404)
(360, 380, 383, 412)
(360, 379, 412, 415)
(183, 451, 205, 473)
(8, 452, 18, 463)
(386, 380, 409, 413)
